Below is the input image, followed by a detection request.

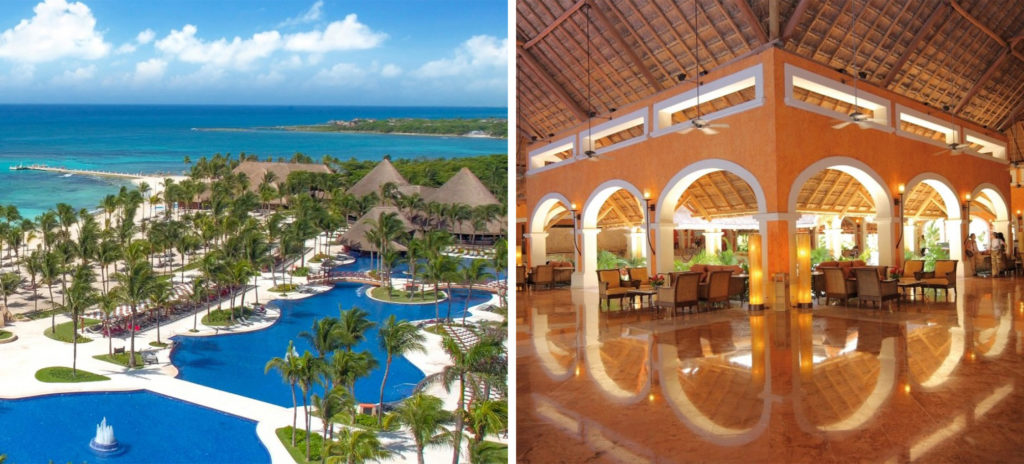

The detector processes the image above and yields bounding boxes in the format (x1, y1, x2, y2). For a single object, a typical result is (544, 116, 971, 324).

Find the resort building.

(516, 1, 1024, 461)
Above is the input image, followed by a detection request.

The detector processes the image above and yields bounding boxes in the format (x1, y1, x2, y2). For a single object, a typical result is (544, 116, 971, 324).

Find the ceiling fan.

(677, 1, 727, 136)
(832, 70, 872, 130)
(932, 105, 970, 156)
(576, 5, 615, 162)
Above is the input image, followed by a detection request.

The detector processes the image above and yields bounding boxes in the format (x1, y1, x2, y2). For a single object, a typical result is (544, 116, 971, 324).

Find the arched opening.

(788, 158, 894, 268)
(654, 160, 768, 274)
(903, 174, 963, 277)
(528, 193, 574, 272)
(579, 180, 647, 288)
(967, 184, 1010, 276)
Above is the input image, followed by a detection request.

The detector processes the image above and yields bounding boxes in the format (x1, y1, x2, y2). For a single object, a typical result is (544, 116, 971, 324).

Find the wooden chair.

(656, 272, 700, 316)
(854, 268, 899, 310)
(627, 267, 651, 289)
(515, 265, 527, 291)
(920, 260, 958, 301)
(597, 269, 629, 310)
(528, 265, 554, 291)
(699, 270, 733, 310)
(823, 267, 857, 305)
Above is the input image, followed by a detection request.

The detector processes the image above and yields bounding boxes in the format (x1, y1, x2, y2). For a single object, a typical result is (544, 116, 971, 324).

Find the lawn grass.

(93, 352, 145, 369)
(275, 426, 325, 464)
(43, 318, 99, 344)
(269, 283, 299, 293)
(369, 286, 444, 303)
(21, 307, 64, 320)
(149, 341, 169, 348)
(0, 330, 12, 340)
(201, 307, 253, 326)
(35, 366, 110, 383)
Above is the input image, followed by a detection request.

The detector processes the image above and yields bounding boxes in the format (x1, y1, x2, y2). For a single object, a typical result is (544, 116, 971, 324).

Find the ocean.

(0, 104, 507, 218)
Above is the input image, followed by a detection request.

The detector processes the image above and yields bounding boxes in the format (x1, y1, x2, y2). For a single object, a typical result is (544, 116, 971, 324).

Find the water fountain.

(89, 417, 120, 455)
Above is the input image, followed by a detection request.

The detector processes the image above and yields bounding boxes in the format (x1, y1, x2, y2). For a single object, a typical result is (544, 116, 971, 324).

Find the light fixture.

(643, 192, 656, 264)
(677, 1, 727, 135)
(796, 231, 812, 309)
(570, 203, 581, 259)
(895, 184, 906, 250)
(748, 233, 764, 311)
(581, 5, 598, 160)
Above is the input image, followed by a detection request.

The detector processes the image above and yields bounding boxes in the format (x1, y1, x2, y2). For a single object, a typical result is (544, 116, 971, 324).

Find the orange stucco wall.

(521, 47, 1011, 274)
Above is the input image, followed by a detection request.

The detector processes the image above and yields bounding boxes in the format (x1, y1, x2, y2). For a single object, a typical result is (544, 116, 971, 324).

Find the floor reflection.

(517, 277, 1024, 463)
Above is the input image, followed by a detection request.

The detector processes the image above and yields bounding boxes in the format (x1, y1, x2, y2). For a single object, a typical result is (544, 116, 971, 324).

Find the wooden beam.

(998, 97, 1024, 131)
(517, 46, 588, 122)
(954, 48, 1009, 114)
(524, 0, 588, 49)
(882, 4, 947, 88)
(949, 0, 1007, 48)
(590, 3, 663, 92)
(733, 0, 767, 44)
(605, 1, 673, 82)
(769, 0, 779, 40)
(782, 0, 813, 41)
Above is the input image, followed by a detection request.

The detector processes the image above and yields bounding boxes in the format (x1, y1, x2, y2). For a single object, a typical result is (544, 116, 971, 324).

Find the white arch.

(581, 291, 650, 403)
(971, 183, 1010, 222)
(788, 157, 893, 219)
(530, 309, 575, 381)
(581, 179, 645, 228)
(655, 159, 768, 223)
(530, 192, 573, 234)
(904, 173, 962, 221)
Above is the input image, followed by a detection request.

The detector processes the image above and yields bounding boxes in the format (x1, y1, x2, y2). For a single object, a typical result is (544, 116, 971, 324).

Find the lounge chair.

(627, 267, 651, 290)
(597, 269, 630, 310)
(823, 267, 857, 305)
(920, 260, 958, 301)
(528, 265, 554, 291)
(656, 271, 700, 316)
(854, 268, 898, 310)
(699, 270, 733, 310)
(515, 266, 527, 291)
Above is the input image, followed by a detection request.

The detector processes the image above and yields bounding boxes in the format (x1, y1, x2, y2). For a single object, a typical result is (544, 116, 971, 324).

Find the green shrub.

(93, 352, 145, 369)
(0, 330, 12, 340)
(269, 283, 299, 293)
(35, 366, 109, 383)
(202, 307, 253, 326)
(275, 426, 326, 463)
(291, 267, 310, 277)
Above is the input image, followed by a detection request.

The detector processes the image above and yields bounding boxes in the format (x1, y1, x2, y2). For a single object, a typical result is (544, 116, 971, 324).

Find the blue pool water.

(170, 255, 494, 407)
(0, 390, 269, 463)
(0, 104, 507, 218)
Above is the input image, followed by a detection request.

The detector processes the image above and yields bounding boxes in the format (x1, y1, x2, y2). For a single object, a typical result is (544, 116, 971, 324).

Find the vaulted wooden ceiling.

(517, 0, 1024, 149)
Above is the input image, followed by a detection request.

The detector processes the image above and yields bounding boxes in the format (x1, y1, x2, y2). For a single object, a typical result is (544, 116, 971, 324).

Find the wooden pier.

(10, 164, 166, 179)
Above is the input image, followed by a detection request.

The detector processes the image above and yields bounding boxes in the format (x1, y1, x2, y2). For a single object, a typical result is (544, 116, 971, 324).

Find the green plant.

(716, 241, 738, 265)
(291, 266, 310, 277)
(596, 250, 622, 270)
(857, 248, 873, 262)
(674, 259, 691, 271)
(810, 247, 832, 267)
(687, 249, 719, 266)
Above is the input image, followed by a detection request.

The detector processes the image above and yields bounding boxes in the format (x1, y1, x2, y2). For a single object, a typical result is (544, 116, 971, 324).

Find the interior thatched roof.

(517, 0, 1024, 160)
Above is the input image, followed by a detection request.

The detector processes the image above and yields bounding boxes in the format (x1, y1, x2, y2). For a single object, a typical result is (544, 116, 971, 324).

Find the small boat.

(9, 163, 27, 170)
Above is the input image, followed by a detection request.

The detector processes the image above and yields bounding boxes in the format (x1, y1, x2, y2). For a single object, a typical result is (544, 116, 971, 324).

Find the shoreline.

(194, 126, 507, 140)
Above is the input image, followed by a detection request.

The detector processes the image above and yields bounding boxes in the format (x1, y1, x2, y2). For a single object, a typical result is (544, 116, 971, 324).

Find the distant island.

(197, 117, 508, 138)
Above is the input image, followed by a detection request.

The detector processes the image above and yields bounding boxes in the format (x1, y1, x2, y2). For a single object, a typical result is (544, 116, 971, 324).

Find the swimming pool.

(0, 390, 269, 463)
(171, 255, 495, 407)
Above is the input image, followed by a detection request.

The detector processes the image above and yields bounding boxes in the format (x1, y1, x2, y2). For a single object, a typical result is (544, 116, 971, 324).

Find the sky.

(0, 0, 508, 106)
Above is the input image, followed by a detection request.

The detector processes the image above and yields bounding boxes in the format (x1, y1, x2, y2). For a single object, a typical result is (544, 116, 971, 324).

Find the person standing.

(991, 232, 1006, 276)
(964, 233, 979, 276)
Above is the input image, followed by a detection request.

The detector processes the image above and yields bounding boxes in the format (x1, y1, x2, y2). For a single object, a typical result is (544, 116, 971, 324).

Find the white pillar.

(704, 228, 723, 255)
(626, 229, 646, 261)
(946, 219, 964, 277)
(525, 232, 548, 268)
(825, 217, 843, 259)
(904, 219, 916, 257)
(576, 228, 600, 289)
(654, 221, 675, 274)
(875, 217, 894, 267)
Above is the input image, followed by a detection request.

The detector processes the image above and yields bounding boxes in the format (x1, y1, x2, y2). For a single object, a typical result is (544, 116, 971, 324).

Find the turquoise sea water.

(0, 104, 507, 218)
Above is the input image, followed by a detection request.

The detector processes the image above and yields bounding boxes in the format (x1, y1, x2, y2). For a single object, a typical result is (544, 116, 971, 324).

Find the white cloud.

(416, 35, 507, 78)
(380, 63, 401, 78)
(134, 58, 166, 82)
(283, 14, 385, 53)
(155, 24, 281, 69)
(0, 0, 110, 63)
(115, 43, 136, 54)
(136, 28, 155, 44)
(312, 62, 368, 86)
(278, 0, 323, 28)
(52, 64, 95, 83)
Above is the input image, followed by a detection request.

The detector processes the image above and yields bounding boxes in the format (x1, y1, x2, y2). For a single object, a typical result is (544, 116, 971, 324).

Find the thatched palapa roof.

(339, 206, 414, 252)
(426, 167, 501, 207)
(234, 161, 331, 190)
(347, 159, 409, 198)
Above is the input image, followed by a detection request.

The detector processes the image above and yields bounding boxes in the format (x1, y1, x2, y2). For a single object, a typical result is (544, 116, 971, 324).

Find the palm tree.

(190, 276, 208, 332)
(0, 272, 22, 323)
(469, 441, 507, 464)
(296, 350, 322, 461)
(300, 317, 342, 360)
(336, 306, 375, 351)
(24, 250, 42, 312)
(96, 239, 121, 295)
(99, 294, 117, 355)
(457, 260, 493, 324)
(63, 265, 96, 376)
(490, 239, 508, 308)
(392, 393, 453, 464)
(40, 249, 61, 332)
(325, 428, 392, 464)
(311, 384, 354, 459)
(227, 259, 255, 322)
(265, 341, 302, 446)
(439, 335, 503, 464)
(329, 349, 378, 424)
(465, 399, 507, 451)
(377, 315, 426, 425)
(112, 259, 157, 368)
(149, 278, 172, 344)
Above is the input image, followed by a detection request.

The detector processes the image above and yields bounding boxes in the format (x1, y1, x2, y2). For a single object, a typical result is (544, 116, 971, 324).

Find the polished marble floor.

(516, 277, 1024, 463)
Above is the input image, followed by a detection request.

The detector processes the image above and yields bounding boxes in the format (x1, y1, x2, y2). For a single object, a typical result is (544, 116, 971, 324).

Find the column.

(824, 217, 842, 259)
(626, 228, 646, 261)
(946, 219, 964, 277)
(857, 219, 867, 254)
(753, 213, 799, 310)
(904, 219, 916, 259)
(654, 221, 676, 274)
(575, 228, 600, 288)
(704, 228, 723, 255)
(875, 217, 894, 267)
(525, 232, 548, 268)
